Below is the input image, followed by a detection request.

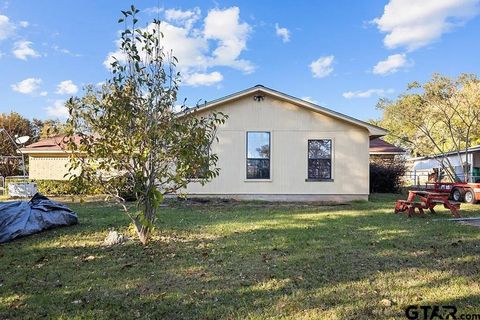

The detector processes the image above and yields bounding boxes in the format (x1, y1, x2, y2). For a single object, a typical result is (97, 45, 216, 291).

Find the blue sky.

(1, 0, 479, 121)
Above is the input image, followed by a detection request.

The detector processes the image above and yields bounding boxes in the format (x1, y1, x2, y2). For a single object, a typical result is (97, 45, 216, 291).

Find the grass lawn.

(1, 194, 479, 319)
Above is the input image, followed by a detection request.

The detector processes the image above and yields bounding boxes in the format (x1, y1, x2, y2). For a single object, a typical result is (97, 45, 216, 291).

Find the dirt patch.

(167, 197, 352, 209)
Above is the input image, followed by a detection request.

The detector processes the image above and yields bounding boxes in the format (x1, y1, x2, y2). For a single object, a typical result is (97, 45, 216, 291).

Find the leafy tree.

(0, 112, 34, 176)
(66, 6, 227, 244)
(375, 73, 480, 182)
(32, 119, 67, 139)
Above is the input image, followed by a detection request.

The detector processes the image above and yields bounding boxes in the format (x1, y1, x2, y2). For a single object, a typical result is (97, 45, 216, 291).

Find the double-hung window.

(246, 132, 270, 179)
(307, 139, 332, 180)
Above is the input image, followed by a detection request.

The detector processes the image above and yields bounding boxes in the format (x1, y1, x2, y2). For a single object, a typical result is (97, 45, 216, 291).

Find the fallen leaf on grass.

(83, 255, 96, 262)
(379, 298, 393, 307)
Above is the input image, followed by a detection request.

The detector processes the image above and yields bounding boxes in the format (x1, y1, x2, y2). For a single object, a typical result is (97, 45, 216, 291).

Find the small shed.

(369, 138, 406, 162)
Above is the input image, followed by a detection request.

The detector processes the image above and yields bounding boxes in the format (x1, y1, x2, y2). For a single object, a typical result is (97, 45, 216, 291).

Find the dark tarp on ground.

(0, 193, 78, 243)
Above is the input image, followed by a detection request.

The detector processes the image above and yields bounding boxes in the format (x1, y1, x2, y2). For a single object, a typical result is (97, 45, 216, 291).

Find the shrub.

(33, 178, 136, 199)
(369, 158, 406, 193)
(35, 180, 101, 196)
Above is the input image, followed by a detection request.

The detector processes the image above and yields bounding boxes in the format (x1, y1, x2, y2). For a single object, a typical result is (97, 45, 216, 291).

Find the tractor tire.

(464, 189, 477, 204)
(451, 188, 465, 202)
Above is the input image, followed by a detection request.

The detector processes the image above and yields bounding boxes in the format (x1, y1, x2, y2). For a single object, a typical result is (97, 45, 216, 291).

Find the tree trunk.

(134, 201, 156, 245)
(136, 224, 150, 245)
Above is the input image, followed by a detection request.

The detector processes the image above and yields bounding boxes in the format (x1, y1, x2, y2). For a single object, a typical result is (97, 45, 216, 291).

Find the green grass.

(1, 194, 479, 319)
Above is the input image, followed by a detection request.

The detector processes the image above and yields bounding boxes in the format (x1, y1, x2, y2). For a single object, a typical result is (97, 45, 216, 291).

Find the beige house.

(21, 85, 387, 201)
(19, 135, 81, 180)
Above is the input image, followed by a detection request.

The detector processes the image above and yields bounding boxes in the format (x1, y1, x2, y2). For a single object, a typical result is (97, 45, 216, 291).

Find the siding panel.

(186, 94, 370, 197)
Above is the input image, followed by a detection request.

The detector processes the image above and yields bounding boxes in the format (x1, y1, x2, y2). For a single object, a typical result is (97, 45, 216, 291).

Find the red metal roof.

(369, 138, 405, 154)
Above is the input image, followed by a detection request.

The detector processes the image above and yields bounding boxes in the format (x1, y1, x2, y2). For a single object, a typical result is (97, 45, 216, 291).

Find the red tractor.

(426, 182, 480, 204)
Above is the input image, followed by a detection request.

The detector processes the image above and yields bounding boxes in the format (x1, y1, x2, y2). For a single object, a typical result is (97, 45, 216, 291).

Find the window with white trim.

(246, 132, 270, 179)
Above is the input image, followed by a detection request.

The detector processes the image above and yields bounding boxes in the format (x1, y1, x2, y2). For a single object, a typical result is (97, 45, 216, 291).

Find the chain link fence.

(1, 176, 36, 198)
(403, 171, 480, 188)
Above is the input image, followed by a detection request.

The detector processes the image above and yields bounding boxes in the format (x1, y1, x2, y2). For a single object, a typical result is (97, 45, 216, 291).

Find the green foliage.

(0, 112, 34, 176)
(35, 180, 101, 196)
(4, 178, 100, 197)
(66, 6, 227, 244)
(369, 158, 406, 193)
(1, 196, 480, 319)
(374, 73, 480, 181)
(31, 119, 68, 139)
(0, 113, 67, 177)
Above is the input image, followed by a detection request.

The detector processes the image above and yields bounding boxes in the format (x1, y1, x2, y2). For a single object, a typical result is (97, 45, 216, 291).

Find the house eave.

(184, 85, 388, 137)
(19, 149, 78, 154)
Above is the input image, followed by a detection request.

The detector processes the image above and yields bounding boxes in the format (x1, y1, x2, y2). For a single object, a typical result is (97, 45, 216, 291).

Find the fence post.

(0, 176, 4, 197)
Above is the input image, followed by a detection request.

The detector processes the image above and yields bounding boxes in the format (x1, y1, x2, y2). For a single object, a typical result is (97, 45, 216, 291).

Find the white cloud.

(204, 7, 254, 73)
(40, 91, 48, 96)
(183, 71, 223, 86)
(104, 6, 253, 86)
(55, 80, 78, 95)
(12, 40, 40, 60)
(45, 99, 69, 118)
(373, 0, 480, 51)
(104, 45, 126, 70)
(144, 6, 164, 14)
(19, 20, 29, 28)
(11, 78, 42, 94)
(275, 23, 290, 43)
(372, 53, 410, 75)
(342, 88, 394, 99)
(309, 55, 334, 78)
(52, 45, 81, 57)
(0, 14, 15, 41)
(165, 7, 200, 29)
(301, 96, 318, 104)
(154, 23, 208, 69)
(165, 8, 198, 21)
